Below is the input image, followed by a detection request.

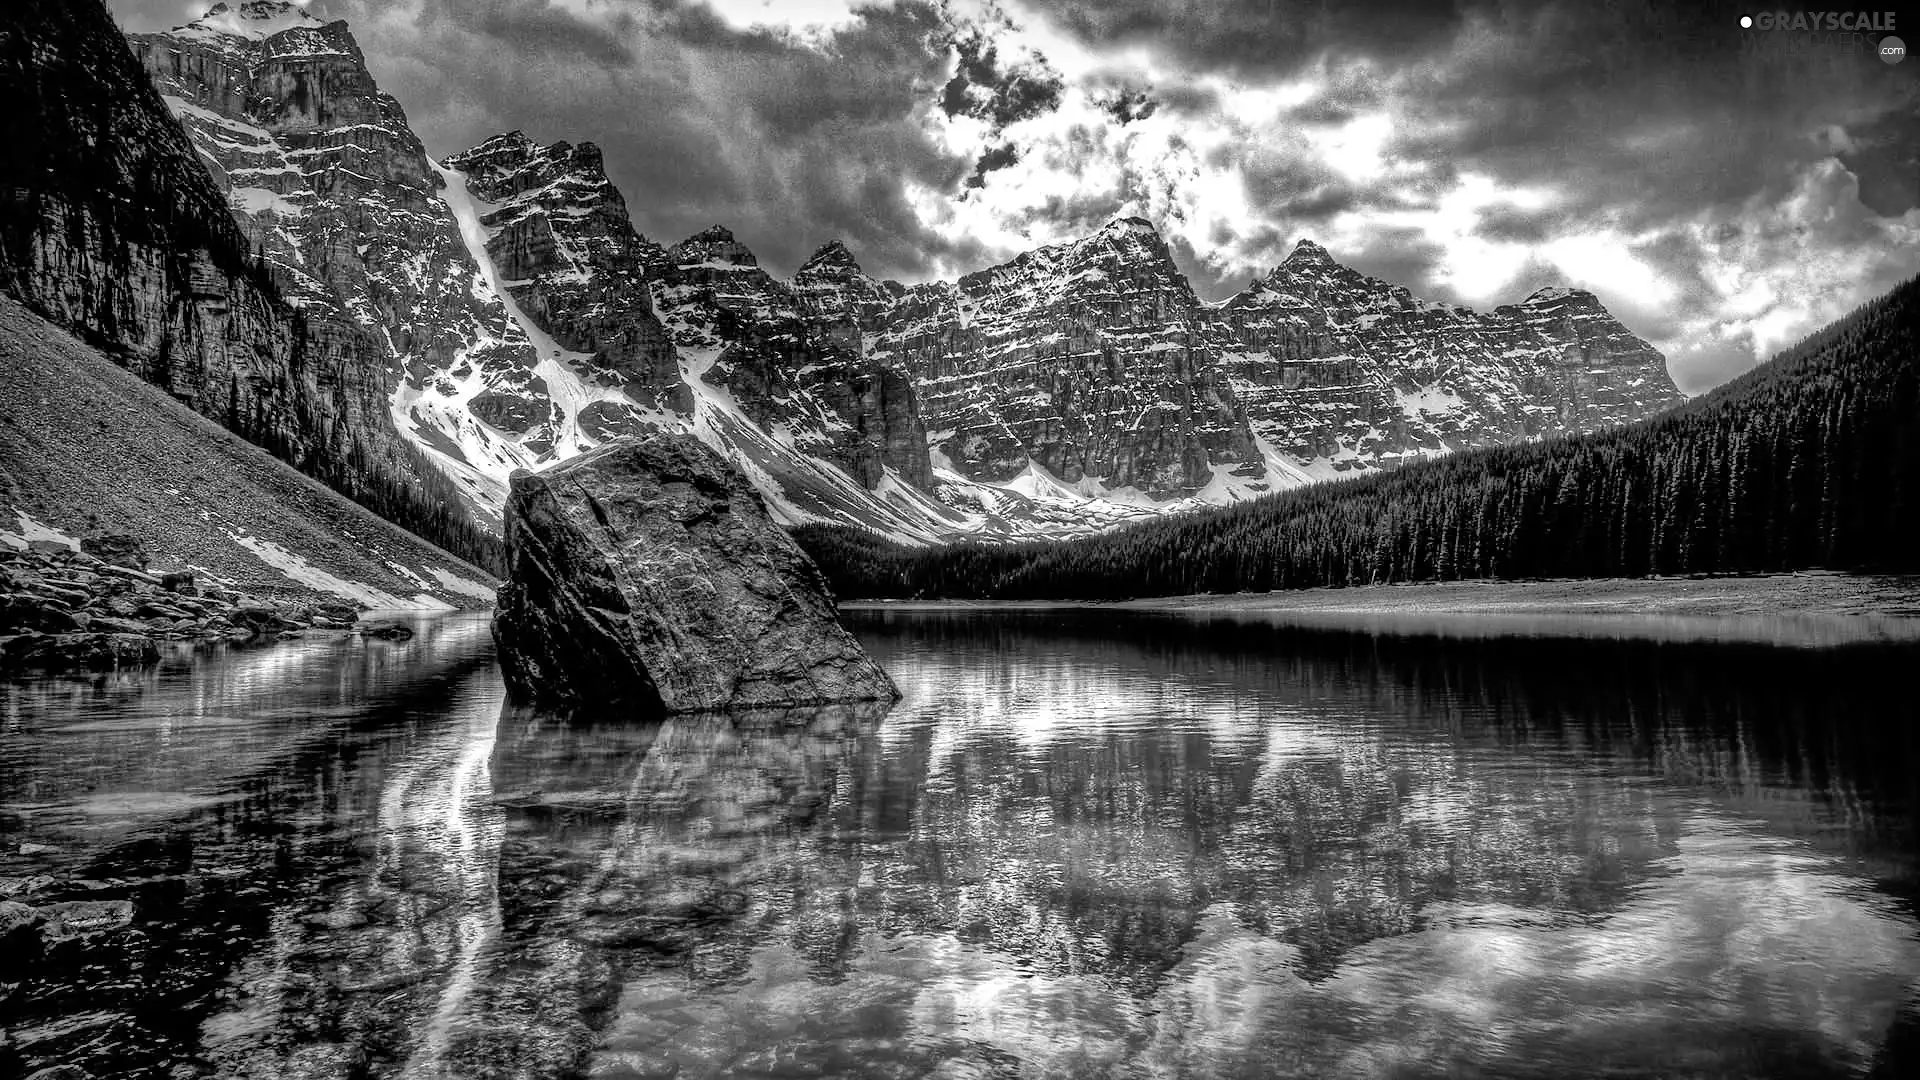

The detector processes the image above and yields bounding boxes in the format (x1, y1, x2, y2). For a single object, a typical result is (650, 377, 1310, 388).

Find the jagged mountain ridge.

(864, 218, 1265, 504)
(432, 130, 1189, 541)
(124, 3, 1681, 547)
(127, 7, 984, 543)
(431, 133, 1680, 535)
(1212, 240, 1680, 469)
(434, 133, 969, 542)
(434, 134, 1285, 540)
(439, 130, 1679, 533)
(126, 3, 553, 513)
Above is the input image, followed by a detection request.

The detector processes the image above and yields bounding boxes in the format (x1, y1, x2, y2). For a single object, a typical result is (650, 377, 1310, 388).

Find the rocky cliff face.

(0, 0, 502, 577)
(861, 219, 1261, 500)
(1207, 240, 1681, 469)
(651, 224, 934, 492)
(126, 2, 549, 516)
(829, 225, 1678, 502)
(433, 133, 953, 540)
(1, 0, 306, 457)
(443, 132, 684, 421)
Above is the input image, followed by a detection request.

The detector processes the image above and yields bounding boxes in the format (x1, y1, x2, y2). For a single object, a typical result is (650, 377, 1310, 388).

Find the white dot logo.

(1740, 15, 1753, 28)
(1883, 36, 1907, 64)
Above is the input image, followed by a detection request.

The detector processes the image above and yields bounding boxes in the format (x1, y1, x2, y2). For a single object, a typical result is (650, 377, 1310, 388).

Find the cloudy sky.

(111, 0, 1919, 392)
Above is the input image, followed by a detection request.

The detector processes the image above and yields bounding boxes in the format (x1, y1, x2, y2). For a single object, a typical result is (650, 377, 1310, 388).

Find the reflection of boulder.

(465, 701, 888, 1067)
(492, 433, 899, 712)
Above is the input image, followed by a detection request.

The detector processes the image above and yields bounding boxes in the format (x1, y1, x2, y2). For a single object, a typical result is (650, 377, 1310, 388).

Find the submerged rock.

(492, 433, 899, 713)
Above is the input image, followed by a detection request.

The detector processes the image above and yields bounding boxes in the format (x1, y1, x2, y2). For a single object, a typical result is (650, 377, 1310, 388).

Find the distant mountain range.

(13, 0, 1682, 558)
(796, 272, 1920, 597)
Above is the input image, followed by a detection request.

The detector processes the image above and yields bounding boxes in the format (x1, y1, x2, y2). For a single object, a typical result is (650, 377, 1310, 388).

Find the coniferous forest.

(795, 275, 1920, 600)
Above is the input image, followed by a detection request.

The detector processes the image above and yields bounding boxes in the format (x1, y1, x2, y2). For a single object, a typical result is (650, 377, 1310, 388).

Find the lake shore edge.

(841, 572, 1920, 620)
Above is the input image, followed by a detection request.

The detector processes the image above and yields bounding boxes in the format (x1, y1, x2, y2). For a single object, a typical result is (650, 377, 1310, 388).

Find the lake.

(2, 606, 1917, 1078)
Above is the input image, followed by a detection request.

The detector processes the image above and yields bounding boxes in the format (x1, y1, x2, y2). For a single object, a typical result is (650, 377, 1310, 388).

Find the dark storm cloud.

(1833, 108, 1920, 216)
(1041, 0, 1470, 75)
(1383, 0, 1920, 226)
(1096, 89, 1158, 125)
(939, 27, 1065, 129)
(1334, 228, 1450, 299)
(441, 0, 640, 66)
(965, 143, 1021, 188)
(390, 0, 983, 279)
(1473, 204, 1557, 244)
(1240, 164, 1355, 224)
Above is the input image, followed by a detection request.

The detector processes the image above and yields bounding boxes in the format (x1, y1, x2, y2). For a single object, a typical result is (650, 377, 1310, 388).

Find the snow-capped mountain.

(433, 133, 970, 542)
(125, 5, 967, 542)
(825, 226, 1679, 501)
(126, 1, 546, 514)
(433, 134, 1311, 539)
(860, 218, 1268, 504)
(124, 4, 1682, 546)
(1209, 240, 1681, 471)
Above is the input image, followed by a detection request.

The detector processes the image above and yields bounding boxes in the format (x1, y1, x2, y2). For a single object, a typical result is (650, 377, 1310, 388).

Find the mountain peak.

(669, 225, 757, 269)
(443, 132, 541, 179)
(188, 2, 323, 38)
(800, 239, 861, 272)
(470, 130, 535, 155)
(1523, 285, 1594, 304)
(1069, 217, 1173, 266)
(1281, 238, 1335, 267)
(1099, 216, 1160, 237)
(488, 129, 535, 148)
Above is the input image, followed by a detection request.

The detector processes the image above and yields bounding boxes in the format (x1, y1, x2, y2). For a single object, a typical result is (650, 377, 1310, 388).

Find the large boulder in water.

(491, 432, 899, 713)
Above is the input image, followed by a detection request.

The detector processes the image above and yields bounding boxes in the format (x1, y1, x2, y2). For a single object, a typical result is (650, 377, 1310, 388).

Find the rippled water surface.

(3, 607, 1918, 1079)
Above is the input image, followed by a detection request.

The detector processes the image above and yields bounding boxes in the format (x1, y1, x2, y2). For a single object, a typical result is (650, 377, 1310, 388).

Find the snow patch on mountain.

(176, 2, 323, 42)
(0, 510, 82, 552)
(226, 531, 454, 611)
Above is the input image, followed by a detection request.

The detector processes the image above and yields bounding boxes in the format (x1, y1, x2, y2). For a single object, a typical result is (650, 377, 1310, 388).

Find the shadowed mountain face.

(4, 609, 1915, 1078)
(0, 0, 502, 577)
(0, 0, 318, 469)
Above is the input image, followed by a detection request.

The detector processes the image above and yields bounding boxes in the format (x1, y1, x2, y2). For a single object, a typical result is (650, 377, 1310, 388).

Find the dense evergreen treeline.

(796, 276, 1920, 600)
(333, 436, 506, 578)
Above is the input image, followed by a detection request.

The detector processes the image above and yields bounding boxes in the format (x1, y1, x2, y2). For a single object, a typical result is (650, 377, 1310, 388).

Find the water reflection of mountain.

(474, 610, 1917, 1077)
(4, 608, 1915, 1078)
(849, 609, 1917, 977)
(0, 616, 510, 1079)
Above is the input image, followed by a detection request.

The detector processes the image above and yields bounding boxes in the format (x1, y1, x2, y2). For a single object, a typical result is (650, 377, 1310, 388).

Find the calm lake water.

(3, 606, 1917, 1079)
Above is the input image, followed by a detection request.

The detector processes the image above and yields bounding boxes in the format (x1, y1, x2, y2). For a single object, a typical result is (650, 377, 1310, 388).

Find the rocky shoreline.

(0, 539, 400, 673)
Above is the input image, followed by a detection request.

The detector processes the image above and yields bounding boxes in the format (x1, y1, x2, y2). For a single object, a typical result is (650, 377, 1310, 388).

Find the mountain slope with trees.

(796, 276, 1919, 600)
